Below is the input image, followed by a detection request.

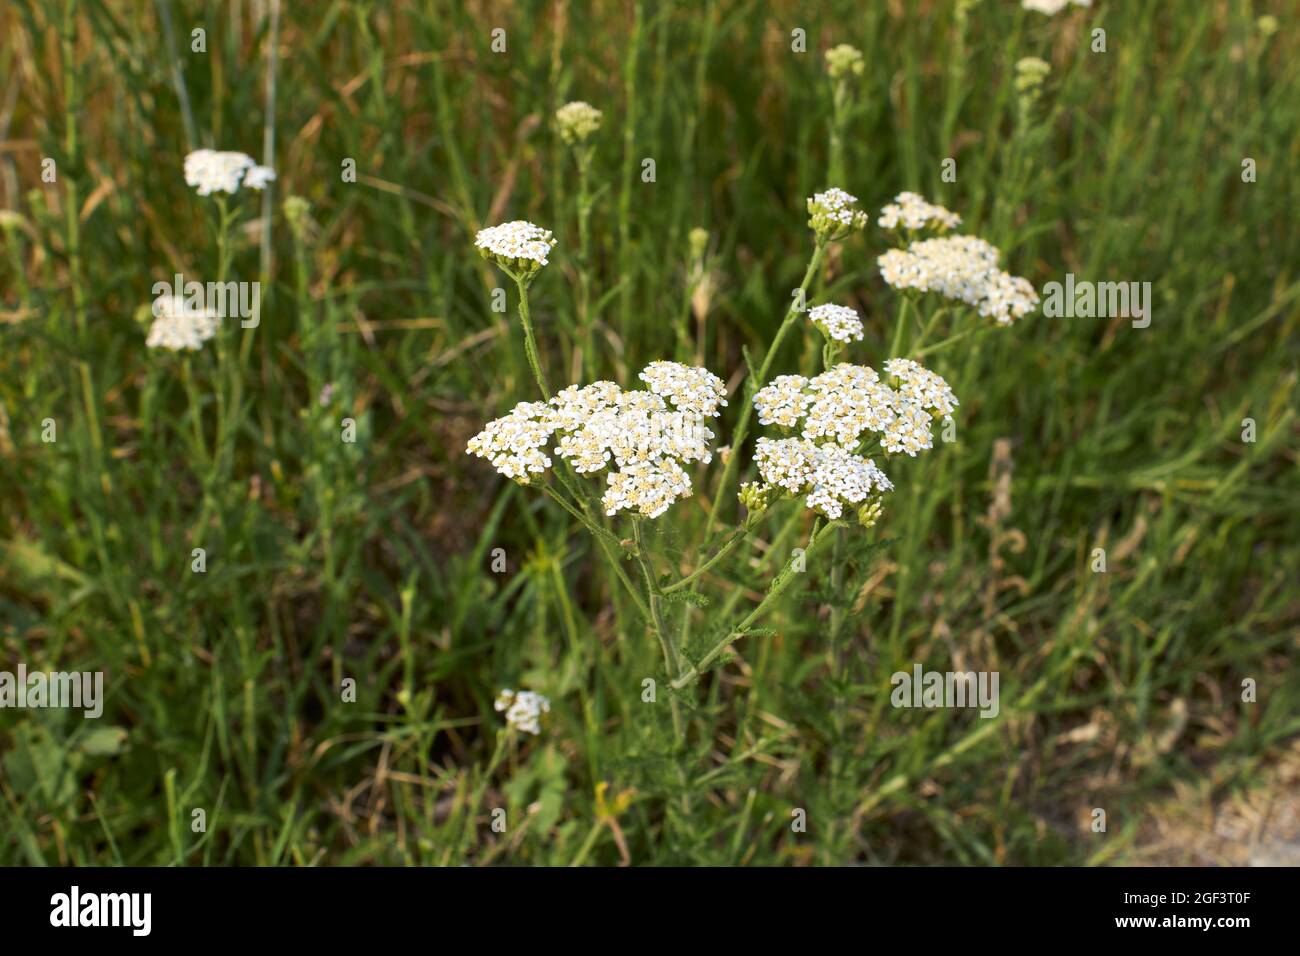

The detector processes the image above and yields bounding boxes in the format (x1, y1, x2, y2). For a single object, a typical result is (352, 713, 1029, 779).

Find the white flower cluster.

(183, 149, 276, 196)
(1022, 0, 1090, 15)
(494, 689, 551, 736)
(807, 303, 864, 343)
(555, 100, 603, 144)
(807, 187, 869, 238)
(638, 360, 728, 417)
(464, 401, 556, 483)
(474, 220, 557, 272)
(877, 234, 1039, 325)
(877, 191, 962, 232)
(467, 363, 726, 519)
(145, 295, 220, 351)
(883, 358, 959, 418)
(825, 44, 865, 80)
(754, 361, 955, 457)
(753, 437, 892, 520)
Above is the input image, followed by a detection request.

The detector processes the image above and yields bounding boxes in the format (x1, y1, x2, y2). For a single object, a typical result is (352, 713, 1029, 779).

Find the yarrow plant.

(807, 187, 870, 242)
(464, 98, 1036, 828)
(555, 101, 603, 145)
(554, 102, 604, 377)
(466, 361, 725, 519)
(173, 148, 278, 526)
(183, 149, 276, 197)
(144, 295, 219, 352)
(494, 689, 552, 736)
(476, 219, 558, 395)
(878, 234, 1039, 327)
(824, 46, 864, 184)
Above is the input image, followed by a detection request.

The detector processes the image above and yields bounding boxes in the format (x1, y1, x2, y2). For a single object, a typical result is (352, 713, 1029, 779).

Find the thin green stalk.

(631, 519, 693, 822)
(632, 519, 681, 681)
(180, 356, 209, 470)
(541, 483, 648, 620)
(824, 525, 847, 859)
(887, 295, 912, 359)
(704, 239, 825, 535)
(661, 519, 754, 594)
(672, 518, 843, 690)
(62, 0, 103, 471)
(575, 147, 595, 379)
(616, 3, 644, 335)
(514, 278, 551, 399)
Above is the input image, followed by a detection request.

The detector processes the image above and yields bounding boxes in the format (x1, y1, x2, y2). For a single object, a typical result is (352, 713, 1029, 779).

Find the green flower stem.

(887, 294, 911, 359)
(575, 147, 595, 379)
(513, 277, 551, 399)
(632, 519, 680, 680)
(661, 518, 755, 594)
(829, 80, 850, 186)
(62, 0, 104, 476)
(180, 356, 209, 470)
(213, 198, 236, 482)
(632, 520, 695, 822)
(541, 483, 648, 621)
(704, 239, 826, 535)
(908, 305, 948, 356)
(824, 523, 847, 855)
(671, 518, 843, 691)
(915, 323, 984, 359)
(678, 239, 826, 669)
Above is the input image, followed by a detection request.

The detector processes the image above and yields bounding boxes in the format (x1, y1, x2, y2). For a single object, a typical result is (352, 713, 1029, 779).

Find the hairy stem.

(672, 518, 842, 690)
(514, 278, 551, 399)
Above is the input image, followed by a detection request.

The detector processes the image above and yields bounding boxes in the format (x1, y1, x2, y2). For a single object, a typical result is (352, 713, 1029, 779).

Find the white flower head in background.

(494, 689, 551, 736)
(1022, 0, 1090, 15)
(807, 187, 869, 241)
(474, 220, 557, 279)
(807, 303, 865, 344)
(145, 295, 220, 351)
(878, 192, 962, 233)
(183, 149, 275, 196)
(824, 44, 865, 80)
(466, 362, 726, 519)
(555, 100, 603, 145)
(878, 234, 1039, 325)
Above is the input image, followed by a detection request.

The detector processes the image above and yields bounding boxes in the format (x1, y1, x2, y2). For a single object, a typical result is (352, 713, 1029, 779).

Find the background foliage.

(1, 0, 1297, 865)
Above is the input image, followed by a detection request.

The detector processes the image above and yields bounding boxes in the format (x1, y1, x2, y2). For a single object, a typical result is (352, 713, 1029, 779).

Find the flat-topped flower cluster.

(747, 359, 957, 521)
(467, 362, 727, 519)
(877, 191, 963, 232)
(494, 689, 551, 736)
(145, 295, 219, 351)
(183, 149, 276, 196)
(474, 220, 557, 273)
(878, 233, 1039, 326)
(754, 359, 957, 456)
(807, 303, 865, 343)
(807, 187, 870, 239)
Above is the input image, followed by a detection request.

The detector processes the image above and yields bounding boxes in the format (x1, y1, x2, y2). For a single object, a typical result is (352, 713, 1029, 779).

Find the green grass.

(1, 0, 1297, 866)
